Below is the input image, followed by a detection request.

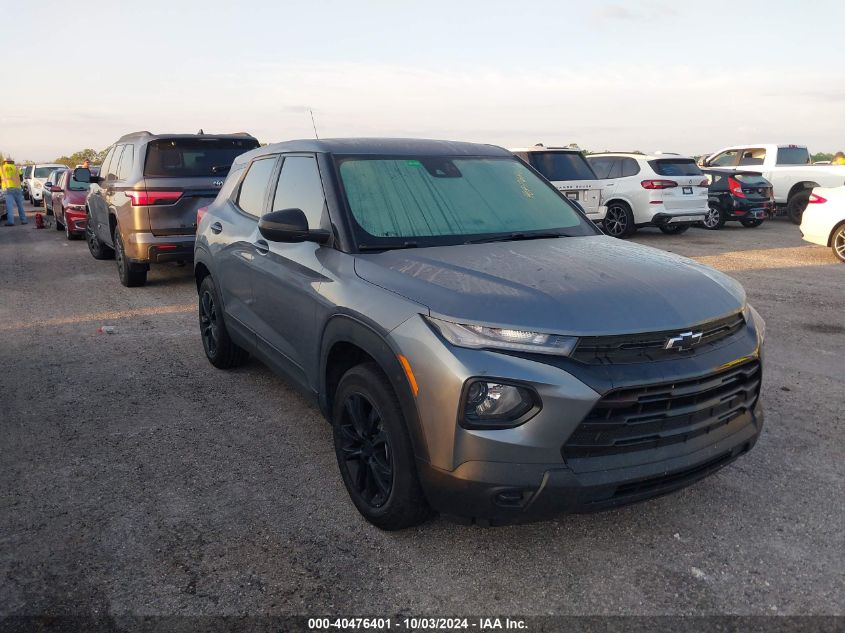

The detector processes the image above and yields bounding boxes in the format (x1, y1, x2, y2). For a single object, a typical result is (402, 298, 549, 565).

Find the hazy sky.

(5, 0, 844, 161)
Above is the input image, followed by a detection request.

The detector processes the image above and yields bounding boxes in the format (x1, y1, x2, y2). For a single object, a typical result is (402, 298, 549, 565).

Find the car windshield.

(525, 152, 596, 181)
(144, 138, 259, 177)
(776, 147, 811, 165)
(337, 156, 595, 248)
(648, 159, 702, 176)
(34, 167, 60, 178)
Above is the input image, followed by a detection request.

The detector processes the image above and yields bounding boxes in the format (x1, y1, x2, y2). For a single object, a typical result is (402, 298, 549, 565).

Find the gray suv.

(74, 131, 259, 286)
(194, 139, 766, 530)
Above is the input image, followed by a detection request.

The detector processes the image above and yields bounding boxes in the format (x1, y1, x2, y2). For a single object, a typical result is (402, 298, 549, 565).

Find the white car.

(511, 145, 605, 223)
(587, 153, 708, 238)
(800, 186, 845, 263)
(25, 163, 65, 205)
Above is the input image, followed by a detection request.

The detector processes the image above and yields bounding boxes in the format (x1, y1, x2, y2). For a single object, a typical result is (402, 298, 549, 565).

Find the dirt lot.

(1, 211, 843, 618)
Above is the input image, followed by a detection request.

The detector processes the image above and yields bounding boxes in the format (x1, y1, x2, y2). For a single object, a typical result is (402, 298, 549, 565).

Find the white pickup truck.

(700, 144, 845, 223)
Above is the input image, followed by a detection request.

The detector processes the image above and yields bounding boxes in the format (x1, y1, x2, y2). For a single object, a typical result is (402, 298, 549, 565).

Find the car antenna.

(309, 108, 320, 140)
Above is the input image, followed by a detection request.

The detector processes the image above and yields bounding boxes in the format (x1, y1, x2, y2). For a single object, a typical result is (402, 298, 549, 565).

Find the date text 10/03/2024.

(307, 617, 528, 630)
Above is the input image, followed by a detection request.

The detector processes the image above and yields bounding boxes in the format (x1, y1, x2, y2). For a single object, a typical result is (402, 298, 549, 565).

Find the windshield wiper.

(357, 240, 420, 252)
(464, 231, 569, 245)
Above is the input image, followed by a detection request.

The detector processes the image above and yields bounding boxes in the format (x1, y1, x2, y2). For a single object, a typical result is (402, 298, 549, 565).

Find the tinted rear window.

(648, 159, 702, 177)
(526, 152, 596, 181)
(734, 174, 770, 185)
(775, 147, 810, 165)
(144, 138, 259, 178)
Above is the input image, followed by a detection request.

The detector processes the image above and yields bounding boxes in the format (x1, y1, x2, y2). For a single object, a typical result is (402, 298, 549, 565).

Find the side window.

(271, 155, 326, 228)
(588, 157, 612, 179)
(102, 145, 121, 181)
(738, 148, 766, 166)
(116, 144, 135, 180)
(237, 157, 277, 216)
(620, 158, 640, 177)
(607, 158, 623, 179)
(710, 150, 739, 167)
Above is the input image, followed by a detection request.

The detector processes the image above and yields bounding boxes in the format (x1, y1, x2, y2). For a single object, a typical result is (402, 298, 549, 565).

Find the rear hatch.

(648, 158, 708, 212)
(142, 137, 259, 236)
(523, 151, 602, 216)
(731, 172, 773, 201)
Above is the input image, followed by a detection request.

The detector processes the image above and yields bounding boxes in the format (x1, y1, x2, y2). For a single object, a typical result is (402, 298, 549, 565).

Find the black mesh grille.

(563, 360, 761, 460)
(572, 312, 745, 365)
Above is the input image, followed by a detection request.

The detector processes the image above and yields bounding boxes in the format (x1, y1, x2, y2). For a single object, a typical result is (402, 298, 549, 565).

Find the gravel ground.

(1, 210, 843, 619)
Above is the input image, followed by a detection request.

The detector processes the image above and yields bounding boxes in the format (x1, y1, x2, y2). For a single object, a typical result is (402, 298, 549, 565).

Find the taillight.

(197, 206, 208, 225)
(126, 190, 183, 206)
(808, 193, 827, 204)
(641, 179, 678, 190)
(728, 177, 745, 198)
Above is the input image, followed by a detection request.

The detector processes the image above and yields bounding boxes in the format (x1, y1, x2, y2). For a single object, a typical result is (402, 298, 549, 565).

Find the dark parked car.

(73, 131, 259, 287)
(194, 138, 766, 530)
(42, 168, 68, 215)
(53, 167, 99, 240)
(700, 169, 774, 230)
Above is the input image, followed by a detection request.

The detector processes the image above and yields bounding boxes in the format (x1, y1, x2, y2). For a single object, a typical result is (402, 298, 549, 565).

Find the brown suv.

(74, 131, 259, 286)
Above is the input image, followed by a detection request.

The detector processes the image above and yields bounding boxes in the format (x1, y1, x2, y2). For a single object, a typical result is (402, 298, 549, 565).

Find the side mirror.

(258, 208, 330, 244)
(73, 167, 91, 183)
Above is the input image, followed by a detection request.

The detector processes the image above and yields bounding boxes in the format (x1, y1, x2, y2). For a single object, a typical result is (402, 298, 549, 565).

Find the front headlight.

(744, 303, 766, 343)
(426, 316, 578, 356)
(34, 182, 43, 190)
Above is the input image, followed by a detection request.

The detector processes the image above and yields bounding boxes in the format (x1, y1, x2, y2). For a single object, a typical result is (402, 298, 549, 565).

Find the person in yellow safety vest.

(832, 152, 845, 166)
(1, 159, 28, 226)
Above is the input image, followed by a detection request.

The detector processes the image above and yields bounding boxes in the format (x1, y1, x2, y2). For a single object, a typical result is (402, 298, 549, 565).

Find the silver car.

(194, 139, 766, 530)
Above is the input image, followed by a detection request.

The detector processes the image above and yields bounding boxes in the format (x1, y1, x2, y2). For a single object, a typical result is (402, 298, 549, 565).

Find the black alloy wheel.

(86, 213, 114, 259)
(337, 393, 394, 509)
(199, 289, 220, 359)
(603, 202, 634, 238)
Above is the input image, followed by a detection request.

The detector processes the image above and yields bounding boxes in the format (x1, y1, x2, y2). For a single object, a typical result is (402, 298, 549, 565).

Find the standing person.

(1, 159, 27, 226)
(832, 152, 845, 166)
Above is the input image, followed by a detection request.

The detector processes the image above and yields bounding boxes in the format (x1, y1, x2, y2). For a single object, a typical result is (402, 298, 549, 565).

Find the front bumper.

(64, 209, 87, 234)
(390, 312, 764, 524)
(420, 400, 762, 525)
(125, 232, 195, 264)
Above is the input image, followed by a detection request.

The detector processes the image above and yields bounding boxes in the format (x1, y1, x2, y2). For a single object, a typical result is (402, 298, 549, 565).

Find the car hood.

(354, 236, 745, 335)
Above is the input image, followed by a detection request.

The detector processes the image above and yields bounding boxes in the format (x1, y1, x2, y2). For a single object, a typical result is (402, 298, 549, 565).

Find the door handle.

(210, 222, 223, 234)
(254, 239, 269, 255)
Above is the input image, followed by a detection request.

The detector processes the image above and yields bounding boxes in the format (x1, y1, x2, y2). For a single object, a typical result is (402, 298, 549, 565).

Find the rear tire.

(831, 222, 845, 264)
(86, 213, 115, 260)
(787, 190, 811, 224)
(602, 201, 635, 238)
(114, 229, 147, 287)
(701, 204, 725, 230)
(659, 224, 690, 235)
(198, 275, 250, 368)
(332, 362, 432, 530)
(740, 218, 764, 228)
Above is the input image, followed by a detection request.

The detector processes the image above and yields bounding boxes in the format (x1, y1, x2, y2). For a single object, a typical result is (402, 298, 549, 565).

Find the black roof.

(116, 131, 256, 143)
(235, 138, 511, 165)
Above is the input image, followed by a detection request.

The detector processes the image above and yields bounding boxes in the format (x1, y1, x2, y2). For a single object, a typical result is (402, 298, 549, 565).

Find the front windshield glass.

(338, 156, 595, 247)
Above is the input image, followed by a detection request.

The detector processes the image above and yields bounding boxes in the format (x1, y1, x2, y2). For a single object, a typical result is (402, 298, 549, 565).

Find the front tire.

(787, 190, 811, 225)
(701, 204, 725, 230)
(831, 222, 845, 264)
(86, 213, 115, 260)
(198, 275, 250, 368)
(332, 363, 432, 530)
(114, 229, 147, 287)
(602, 201, 636, 238)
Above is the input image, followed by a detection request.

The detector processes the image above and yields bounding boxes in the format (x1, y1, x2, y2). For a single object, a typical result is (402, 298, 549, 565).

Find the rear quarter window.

(775, 147, 811, 165)
(649, 159, 702, 177)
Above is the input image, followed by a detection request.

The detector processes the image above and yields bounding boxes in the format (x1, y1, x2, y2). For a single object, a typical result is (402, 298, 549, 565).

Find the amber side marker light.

(397, 354, 419, 397)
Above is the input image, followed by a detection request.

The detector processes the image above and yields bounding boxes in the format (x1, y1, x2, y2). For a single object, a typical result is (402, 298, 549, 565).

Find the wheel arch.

(788, 181, 819, 200)
(319, 315, 429, 462)
(828, 219, 845, 247)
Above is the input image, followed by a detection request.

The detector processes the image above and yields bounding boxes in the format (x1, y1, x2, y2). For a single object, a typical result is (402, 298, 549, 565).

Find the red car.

(52, 167, 98, 240)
